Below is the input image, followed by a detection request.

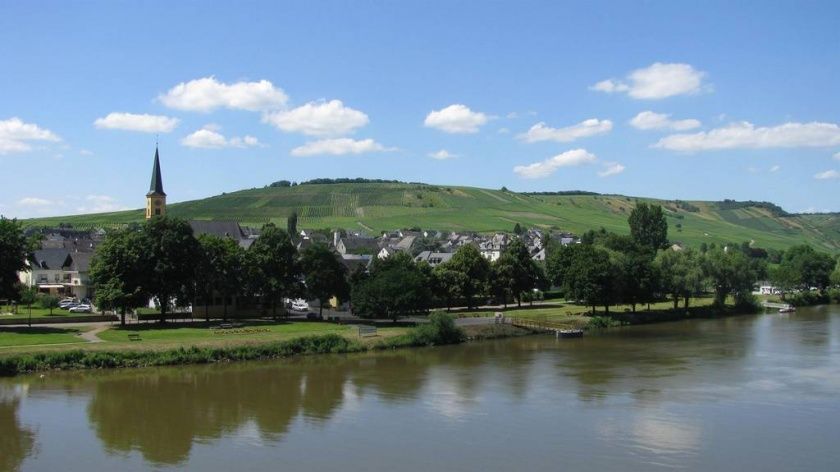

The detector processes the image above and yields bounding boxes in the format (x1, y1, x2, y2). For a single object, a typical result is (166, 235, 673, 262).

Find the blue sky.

(1, 0, 839, 218)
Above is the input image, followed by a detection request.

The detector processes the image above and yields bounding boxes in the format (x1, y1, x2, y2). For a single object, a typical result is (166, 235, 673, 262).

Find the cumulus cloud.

(654, 121, 840, 151)
(424, 104, 488, 134)
(629, 111, 701, 131)
(17, 197, 55, 207)
(598, 162, 626, 177)
(291, 138, 392, 157)
(428, 149, 458, 160)
(76, 195, 128, 213)
(814, 169, 839, 180)
(591, 63, 706, 100)
(181, 126, 261, 149)
(159, 77, 288, 112)
(770, 165, 781, 172)
(834, 151, 840, 161)
(94, 112, 179, 133)
(519, 118, 612, 143)
(262, 100, 368, 137)
(0, 117, 61, 154)
(513, 149, 598, 179)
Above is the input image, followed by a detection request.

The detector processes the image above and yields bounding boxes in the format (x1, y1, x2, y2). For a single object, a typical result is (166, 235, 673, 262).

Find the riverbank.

(0, 298, 777, 377)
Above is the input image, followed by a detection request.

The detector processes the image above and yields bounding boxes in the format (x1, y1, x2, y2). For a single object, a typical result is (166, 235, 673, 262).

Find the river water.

(2, 306, 839, 471)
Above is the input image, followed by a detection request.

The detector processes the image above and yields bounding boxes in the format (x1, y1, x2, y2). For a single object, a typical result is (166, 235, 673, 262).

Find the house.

(414, 251, 453, 267)
(340, 254, 373, 273)
(189, 220, 257, 249)
(19, 248, 94, 299)
(336, 236, 379, 256)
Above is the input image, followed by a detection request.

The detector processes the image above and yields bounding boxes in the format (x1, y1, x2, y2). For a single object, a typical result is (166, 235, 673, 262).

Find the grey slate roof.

(30, 249, 72, 270)
(189, 220, 246, 240)
(147, 147, 166, 197)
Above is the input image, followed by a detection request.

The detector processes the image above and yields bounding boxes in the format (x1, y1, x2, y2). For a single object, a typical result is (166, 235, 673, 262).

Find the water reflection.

(0, 385, 36, 472)
(1, 306, 838, 470)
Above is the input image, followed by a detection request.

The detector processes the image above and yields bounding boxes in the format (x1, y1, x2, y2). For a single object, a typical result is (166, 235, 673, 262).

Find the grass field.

(23, 182, 840, 252)
(0, 306, 95, 319)
(0, 326, 90, 348)
(0, 321, 409, 355)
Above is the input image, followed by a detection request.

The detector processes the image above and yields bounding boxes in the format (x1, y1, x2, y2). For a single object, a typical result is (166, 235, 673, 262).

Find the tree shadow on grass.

(0, 326, 80, 335)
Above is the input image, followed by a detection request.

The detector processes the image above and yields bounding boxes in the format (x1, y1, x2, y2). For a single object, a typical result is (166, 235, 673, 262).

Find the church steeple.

(147, 146, 166, 197)
(145, 146, 167, 219)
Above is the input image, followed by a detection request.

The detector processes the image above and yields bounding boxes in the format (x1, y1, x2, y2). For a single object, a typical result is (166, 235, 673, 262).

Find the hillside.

(24, 182, 840, 252)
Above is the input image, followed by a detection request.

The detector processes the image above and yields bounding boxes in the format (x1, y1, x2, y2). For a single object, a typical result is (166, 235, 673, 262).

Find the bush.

(587, 316, 622, 329)
(405, 312, 465, 346)
(786, 291, 831, 307)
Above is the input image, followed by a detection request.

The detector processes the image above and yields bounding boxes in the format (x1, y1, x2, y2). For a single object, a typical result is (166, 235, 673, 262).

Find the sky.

(1, 0, 839, 219)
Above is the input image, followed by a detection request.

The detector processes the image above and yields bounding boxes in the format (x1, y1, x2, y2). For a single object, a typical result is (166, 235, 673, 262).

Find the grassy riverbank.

(0, 314, 476, 376)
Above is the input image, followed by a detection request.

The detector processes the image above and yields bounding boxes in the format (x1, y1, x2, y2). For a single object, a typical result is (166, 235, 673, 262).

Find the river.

(2, 306, 839, 471)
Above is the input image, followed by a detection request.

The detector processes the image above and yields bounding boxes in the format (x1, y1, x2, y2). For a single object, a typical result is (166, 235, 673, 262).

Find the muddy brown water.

(2, 305, 839, 471)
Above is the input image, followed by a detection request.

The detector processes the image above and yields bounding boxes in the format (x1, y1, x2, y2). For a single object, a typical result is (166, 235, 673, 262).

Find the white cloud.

(94, 112, 179, 133)
(814, 169, 840, 180)
(629, 111, 701, 131)
(291, 138, 391, 157)
(159, 77, 288, 112)
(428, 149, 458, 160)
(17, 197, 55, 207)
(79, 149, 94, 156)
(181, 126, 261, 149)
(770, 165, 781, 172)
(834, 152, 840, 161)
(262, 100, 368, 137)
(0, 117, 61, 154)
(654, 121, 840, 151)
(76, 195, 128, 213)
(519, 118, 612, 143)
(598, 162, 626, 177)
(513, 149, 598, 179)
(591, 63, 706, 100)
(424, 104, 488, 134)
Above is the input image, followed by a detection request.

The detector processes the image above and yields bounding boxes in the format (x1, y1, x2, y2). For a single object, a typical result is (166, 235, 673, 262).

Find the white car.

(68, 304, 92, 313)
(291, 300, 310, 312)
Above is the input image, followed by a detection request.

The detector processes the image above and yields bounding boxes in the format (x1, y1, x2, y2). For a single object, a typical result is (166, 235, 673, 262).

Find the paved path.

(79, 324, 110, 343)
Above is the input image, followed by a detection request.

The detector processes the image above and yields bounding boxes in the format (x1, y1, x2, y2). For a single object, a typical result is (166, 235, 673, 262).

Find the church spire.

(147, 146, 166, 197)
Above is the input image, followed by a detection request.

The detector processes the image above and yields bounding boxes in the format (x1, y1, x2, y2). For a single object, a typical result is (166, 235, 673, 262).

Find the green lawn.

(460, 296, 718, 327)
(0, 306, 95, 319)
(97, 321, 350, 344)
(0, 326, 89, 348)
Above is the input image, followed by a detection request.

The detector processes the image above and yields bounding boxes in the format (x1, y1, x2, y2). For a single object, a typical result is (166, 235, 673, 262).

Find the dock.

(507, 317, 584, 339)
(762, 301, 794, 310)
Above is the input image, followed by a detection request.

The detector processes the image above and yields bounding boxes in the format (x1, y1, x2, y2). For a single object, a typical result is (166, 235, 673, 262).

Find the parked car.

(59, 301, 78, 309)
(305, 312, 321, 320)
(68, 304, 91, 313)
(291, 300, 310, 312)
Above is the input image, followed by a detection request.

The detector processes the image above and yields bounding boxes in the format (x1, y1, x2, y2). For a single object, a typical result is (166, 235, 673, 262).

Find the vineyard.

(22, 182, 840, 252)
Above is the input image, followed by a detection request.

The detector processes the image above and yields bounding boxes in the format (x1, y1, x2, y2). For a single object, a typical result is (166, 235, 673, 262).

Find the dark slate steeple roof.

(147, 147, 166, 197)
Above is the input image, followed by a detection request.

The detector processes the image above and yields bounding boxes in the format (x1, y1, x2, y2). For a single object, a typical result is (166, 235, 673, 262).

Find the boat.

(779, 306, 796, 313)
(558, 329, 584, 338)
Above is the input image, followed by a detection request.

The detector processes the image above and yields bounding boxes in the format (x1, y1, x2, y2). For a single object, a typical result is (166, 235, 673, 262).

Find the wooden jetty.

(508, 317, 584, 339)
(762, 301, 795, 312)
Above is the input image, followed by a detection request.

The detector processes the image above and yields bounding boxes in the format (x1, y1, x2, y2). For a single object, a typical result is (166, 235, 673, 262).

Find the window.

(155, 208, 161, 215)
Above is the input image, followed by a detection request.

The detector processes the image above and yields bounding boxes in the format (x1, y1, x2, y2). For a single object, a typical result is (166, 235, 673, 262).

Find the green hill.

(23, 182, 840, 253)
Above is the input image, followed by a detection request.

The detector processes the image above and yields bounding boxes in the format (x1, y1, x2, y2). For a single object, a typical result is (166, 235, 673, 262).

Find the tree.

(617, 247, 659, 312)
(38, 294, 59, 315)
(769, 263, 799, 301)
(513, 223, 523, 235)
(442, 244, 490, 309)
(351, 252, 431, 321)
(287, 211, 298, 236)
(563, 245, 620, 314)
(0, 217, 27, 302)
(628, 203, 668, 251)
(545, 242, 576, 292)
(656, 249, 704, 310)
(141, 218, 202, 323)
(196, 234, 244, 321)
(779, 245, 835, 291)
(247, 224, 300, 318)
(300, 243, 349, 318)
(89, 228, 149, 326)
(18, 286, 37, 316)
(702, 248, 762, 307)
(431, 265, 467, 311)
(832, 257, 840, 287)
(491, 240, 542, 307)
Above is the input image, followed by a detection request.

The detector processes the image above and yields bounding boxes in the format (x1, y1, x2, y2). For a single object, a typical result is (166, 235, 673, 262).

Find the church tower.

(145, 146, 166, 219)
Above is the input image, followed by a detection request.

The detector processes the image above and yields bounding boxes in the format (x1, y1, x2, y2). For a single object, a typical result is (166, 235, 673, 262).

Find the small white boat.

(779, 306, 796, 313)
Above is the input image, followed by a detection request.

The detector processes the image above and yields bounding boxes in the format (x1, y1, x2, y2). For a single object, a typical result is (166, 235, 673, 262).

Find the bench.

(127, 333, 141, 341)
(358, 325, 377, 337)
